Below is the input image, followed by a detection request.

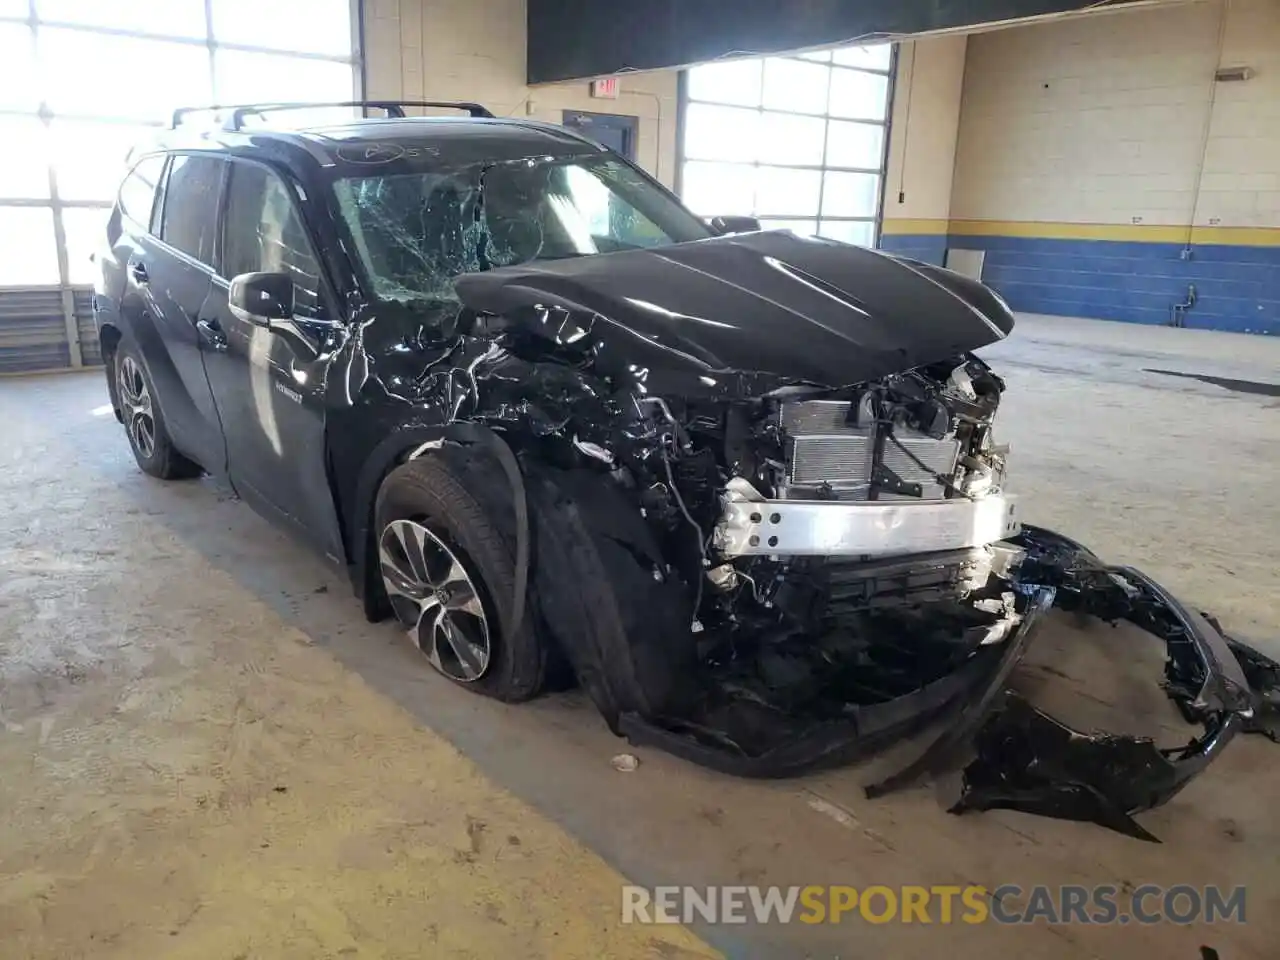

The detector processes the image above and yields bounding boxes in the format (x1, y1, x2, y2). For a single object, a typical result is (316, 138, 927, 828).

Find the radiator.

(780, 400, 960, 501)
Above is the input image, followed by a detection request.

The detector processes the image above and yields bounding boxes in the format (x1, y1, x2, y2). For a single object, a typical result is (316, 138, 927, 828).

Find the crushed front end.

(441, 232, 1275, 839)
(598, 362, 1268, 840)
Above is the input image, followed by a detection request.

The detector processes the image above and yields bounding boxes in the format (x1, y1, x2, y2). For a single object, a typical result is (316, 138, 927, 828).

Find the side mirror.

(229, 271, 294, 327)
(708, 215, 761, 236)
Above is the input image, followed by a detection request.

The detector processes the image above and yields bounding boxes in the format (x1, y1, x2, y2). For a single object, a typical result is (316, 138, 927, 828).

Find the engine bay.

(542, 352, 1041, 771)
(571, 352, 1018, 646)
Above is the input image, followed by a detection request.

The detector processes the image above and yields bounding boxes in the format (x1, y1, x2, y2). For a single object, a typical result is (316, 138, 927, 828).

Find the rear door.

(124, 154, 228, 474)
(198, 157, 345, 562)
(96, 154, 166, 388)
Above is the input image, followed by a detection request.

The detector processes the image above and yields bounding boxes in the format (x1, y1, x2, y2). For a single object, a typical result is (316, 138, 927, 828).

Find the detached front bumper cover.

(868, 525, 1274, 841)
(620, 521, 1277, 840)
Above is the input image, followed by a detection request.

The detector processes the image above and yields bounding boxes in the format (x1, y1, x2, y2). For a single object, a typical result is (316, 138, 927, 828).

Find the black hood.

(454, 230, 1014, 388)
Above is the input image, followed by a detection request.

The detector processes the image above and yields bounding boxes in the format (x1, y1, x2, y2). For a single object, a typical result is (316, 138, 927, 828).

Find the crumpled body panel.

(865, 527, 1270, 841)
(317, 219, 1273, 843)
(455, 230, 1014, 387)
(532, 498, 1275, 841)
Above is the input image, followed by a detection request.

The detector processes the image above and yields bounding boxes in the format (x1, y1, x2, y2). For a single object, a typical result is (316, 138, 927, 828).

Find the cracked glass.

(334, 155, 709, 303)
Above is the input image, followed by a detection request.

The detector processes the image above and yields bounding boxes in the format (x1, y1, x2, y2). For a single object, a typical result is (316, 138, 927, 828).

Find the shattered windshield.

(333, 155, 711, 302)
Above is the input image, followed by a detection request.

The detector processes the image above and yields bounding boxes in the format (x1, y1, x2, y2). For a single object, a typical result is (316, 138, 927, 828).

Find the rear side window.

(160, 155, 224, 266)
(118, 155, 166, 230)
(222, 161, 322, 318)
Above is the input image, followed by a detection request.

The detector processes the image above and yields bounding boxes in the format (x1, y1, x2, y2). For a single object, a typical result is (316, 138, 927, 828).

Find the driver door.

(198, 158, 345, 563)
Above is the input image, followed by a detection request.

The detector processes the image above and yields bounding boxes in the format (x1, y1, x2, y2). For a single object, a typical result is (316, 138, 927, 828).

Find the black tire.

(374, 450, 546, 702)
(113, 338, 202, 480)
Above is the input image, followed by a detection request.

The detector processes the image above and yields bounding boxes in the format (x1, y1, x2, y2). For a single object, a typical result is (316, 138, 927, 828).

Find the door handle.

(129, 260, 149, 284)
(196, 318, 227, 351)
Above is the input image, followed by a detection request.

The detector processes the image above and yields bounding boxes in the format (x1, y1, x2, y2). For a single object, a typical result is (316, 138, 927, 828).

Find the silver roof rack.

(170, 100, 494, 130)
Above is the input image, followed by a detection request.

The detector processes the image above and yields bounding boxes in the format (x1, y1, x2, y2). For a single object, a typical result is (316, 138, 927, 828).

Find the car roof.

(147, 116, 608, 172)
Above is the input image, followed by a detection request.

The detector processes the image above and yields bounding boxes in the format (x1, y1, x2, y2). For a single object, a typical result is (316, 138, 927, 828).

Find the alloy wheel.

(118, 355, 156, 460)
(378, 519, 491, 681)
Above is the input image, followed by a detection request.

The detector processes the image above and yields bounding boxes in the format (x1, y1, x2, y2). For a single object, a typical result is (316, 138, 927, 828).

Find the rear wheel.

(114, 341, 202, 479)
(374, 451, 545, 701)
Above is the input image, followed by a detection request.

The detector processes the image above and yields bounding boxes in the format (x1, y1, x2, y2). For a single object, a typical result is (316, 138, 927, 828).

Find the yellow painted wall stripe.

(949, 220, 1183, 242)
(878, 218, 951, 236)
(881, 218, 1280, 247)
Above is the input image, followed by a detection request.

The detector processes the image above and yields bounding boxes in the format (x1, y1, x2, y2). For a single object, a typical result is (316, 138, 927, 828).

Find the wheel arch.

(342, 424, 454, 621)
(99, 323, 124, 423)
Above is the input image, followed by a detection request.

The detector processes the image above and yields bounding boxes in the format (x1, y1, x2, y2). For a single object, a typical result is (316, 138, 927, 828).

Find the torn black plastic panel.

(1221, 636, 1280, 742)
(947, 692, 1244, 843)
(536, 503, 1267, 842)
(866, 525, 1266, 841)
(1012, 526, 1254, 715)
(863, 584, 1056, 798)
(619, 588, 1054, 779)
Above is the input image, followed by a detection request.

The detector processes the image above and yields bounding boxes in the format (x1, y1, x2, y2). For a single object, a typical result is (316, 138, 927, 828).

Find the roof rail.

(170, 100, 494, 130)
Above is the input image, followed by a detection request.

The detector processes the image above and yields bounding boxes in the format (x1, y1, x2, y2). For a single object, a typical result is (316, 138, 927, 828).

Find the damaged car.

(94, 100, 1277, 839)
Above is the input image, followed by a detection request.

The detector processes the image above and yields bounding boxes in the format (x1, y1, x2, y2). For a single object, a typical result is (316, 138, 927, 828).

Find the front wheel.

(114, 341, 202, 479)
(374, 451, 545, 701)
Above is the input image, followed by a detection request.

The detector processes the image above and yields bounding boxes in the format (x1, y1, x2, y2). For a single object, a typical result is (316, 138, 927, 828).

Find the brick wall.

(944, 0, 1280, 333)
(361, 0, 679, 185)
(950, 1, 1266, 227)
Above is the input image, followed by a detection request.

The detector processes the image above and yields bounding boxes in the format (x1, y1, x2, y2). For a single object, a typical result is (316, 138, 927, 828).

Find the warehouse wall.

(947, 0, 1280, 333)
(361, 0, 679, 186)
(879, 35, 969, 265)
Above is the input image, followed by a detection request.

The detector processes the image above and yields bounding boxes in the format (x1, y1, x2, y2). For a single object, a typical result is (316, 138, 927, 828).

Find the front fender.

(345, 422, 514, 619)
(342, 423, 450, 616)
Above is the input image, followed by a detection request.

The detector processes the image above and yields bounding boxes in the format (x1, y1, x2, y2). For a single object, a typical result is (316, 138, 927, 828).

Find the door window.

(118, 155, 167, 230)
(222, 162, 322, 318)
(159, 155, 225, 265)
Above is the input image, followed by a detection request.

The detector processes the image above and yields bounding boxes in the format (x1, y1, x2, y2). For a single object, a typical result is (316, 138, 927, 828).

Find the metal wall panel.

(74, 289, 102, 366)
(0, 290, 71, 374)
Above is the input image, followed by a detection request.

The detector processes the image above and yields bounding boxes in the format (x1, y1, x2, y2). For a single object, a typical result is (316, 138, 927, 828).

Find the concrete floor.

(2, 314, 1278, 959)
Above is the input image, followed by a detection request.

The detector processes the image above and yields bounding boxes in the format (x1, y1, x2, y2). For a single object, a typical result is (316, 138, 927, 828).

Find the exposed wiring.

(635, 396, 706, 625)
(661, 446, 706, 627)
(736, 568, 766, 605)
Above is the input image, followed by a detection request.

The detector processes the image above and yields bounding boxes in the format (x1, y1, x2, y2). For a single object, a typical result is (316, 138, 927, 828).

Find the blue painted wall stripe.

(877, 233, 1280, 335)
(878, 234, 947, 266)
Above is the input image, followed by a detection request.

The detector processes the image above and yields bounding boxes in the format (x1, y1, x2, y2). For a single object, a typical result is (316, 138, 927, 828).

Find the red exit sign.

(590, 76, 620, 99)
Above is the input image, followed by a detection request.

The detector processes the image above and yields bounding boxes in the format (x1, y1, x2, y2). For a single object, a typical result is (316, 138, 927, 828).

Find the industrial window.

(679, 43, 893, 249)
(0, 0, 359, 369)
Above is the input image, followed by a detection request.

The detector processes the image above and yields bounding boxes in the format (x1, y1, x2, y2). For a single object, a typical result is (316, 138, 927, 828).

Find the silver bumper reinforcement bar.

(714, 479, 1021, 558)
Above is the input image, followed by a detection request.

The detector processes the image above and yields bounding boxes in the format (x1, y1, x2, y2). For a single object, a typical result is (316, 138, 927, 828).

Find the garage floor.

(2, 314, 1278, 959)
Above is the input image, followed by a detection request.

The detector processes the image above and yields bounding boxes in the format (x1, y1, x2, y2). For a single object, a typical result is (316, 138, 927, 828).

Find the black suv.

(95, 100, 1268, 833)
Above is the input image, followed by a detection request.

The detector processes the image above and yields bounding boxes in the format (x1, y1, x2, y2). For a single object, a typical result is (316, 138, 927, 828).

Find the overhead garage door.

(0, 0, 360, 373)
(678, 43, 894, 247)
